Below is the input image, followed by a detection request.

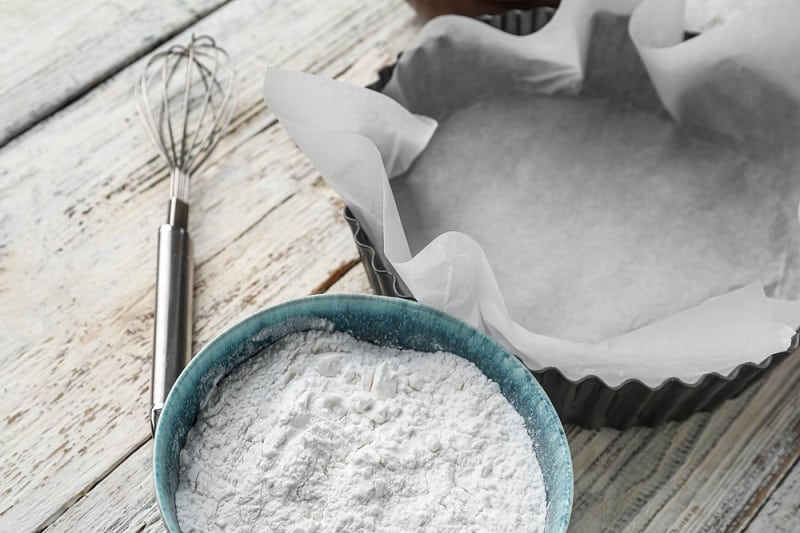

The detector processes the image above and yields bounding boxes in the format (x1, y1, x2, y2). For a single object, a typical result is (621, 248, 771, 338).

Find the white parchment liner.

(264, 0, 800, 387)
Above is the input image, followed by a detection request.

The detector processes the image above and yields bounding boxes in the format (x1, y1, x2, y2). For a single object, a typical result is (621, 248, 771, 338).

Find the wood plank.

(47, 263, 800, 532)
(0, 0, 418, 530)
(323, 263, 375, 295)
(564, 349, 800, 532)
(0, 0, 230, 146)
(9, 0, 800, 530)
(745, 458, 800, 533)
(43, 184, 364, 533)
(46, 252, 376, 532)
(45, 441, 162, 533)
(638, 358, 800, 532)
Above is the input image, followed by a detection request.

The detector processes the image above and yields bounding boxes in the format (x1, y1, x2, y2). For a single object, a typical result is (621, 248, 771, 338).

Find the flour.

(175, 330, 547, 532)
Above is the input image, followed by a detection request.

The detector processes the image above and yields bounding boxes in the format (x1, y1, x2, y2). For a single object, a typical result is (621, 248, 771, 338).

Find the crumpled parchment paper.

(263, 0, 800, 387)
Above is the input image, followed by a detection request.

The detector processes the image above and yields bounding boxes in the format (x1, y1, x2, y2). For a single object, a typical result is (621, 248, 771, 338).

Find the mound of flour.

(176, 330, 547, 532)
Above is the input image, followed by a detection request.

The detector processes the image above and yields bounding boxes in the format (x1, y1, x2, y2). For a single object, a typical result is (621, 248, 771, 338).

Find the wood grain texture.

(0, 0, 417, 530)
(46, 258, 374, 533)
(0, 0, 231, 146)
(5, 0, 800, 531)
(566, 349, 800, 533)
(45, 265, 800, 533)
(46, 441, 162, 533)
(36, 237, 800, 533)
(746, 457, 800, 533)
(324, 263, 375, 295)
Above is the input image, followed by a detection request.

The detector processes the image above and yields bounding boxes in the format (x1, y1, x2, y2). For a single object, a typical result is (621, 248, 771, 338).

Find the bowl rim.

(153, 293, 573, 532)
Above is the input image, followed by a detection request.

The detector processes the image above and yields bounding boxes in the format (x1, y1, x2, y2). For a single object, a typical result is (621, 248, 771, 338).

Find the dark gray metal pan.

(345, 7, 797, 429)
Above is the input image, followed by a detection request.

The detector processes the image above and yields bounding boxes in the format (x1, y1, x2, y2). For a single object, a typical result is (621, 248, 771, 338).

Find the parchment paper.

(263, 0, 800, 387)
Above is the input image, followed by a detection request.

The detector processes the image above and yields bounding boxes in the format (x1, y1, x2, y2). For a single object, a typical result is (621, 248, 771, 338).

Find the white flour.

(176, 330, 547, 532)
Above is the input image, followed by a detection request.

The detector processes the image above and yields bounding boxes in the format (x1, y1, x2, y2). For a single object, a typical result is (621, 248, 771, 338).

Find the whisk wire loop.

(136, 34, 235, 203)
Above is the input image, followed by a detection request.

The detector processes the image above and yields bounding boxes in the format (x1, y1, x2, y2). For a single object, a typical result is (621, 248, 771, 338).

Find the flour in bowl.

(175, 330, 547, 532)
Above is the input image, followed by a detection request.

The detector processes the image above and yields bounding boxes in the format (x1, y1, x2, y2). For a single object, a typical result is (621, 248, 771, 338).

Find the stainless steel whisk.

(136, 34, 235, 433)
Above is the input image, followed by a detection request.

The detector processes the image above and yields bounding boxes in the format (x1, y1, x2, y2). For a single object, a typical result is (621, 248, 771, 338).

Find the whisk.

(136, 34, 235, 433)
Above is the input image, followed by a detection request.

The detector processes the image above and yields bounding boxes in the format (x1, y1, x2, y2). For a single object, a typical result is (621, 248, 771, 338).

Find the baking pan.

(345, 206, 795, 428)
(345, 7, 797, 429)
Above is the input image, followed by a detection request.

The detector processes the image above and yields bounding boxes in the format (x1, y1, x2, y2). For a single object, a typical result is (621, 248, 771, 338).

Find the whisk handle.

(151, 223, 194, 434)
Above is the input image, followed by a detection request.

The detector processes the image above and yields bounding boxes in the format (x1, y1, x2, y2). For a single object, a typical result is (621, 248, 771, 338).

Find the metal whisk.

(136, 34, 235, 433)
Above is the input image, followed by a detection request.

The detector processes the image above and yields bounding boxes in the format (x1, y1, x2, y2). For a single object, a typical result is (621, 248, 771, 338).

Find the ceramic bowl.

(153, 294, 573, 531)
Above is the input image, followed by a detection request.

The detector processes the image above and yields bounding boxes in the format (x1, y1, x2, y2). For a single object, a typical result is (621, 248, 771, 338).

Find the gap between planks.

(43, 261, 374, 532)
(0, 0, 237, 148)
(0, 4, 420, 530)
(736, 428, 800, 532)
(38, 435, 153, 533)
(310, 258, 362, 295)
(744, 452, 800, 532)
(39, 237, 363, 529)
(61, 5, 403, 348)
(41, 256, 800, 532)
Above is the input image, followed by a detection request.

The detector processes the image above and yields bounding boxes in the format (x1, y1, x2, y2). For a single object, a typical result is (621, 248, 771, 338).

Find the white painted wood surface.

(0, 1, 418, 529)
(0, 0, 231, 146)
(46, 267, 374, 533)
(746, 459, 800, 533)
(0, 1, 798, 532)
(42, 267, 800, 532)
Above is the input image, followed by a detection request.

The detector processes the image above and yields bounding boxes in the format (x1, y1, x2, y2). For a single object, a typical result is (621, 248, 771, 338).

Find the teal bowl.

(153, 294, 573, 531)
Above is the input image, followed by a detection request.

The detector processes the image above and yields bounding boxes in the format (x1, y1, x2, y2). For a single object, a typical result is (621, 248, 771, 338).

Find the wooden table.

(1, 1, 798, 531)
